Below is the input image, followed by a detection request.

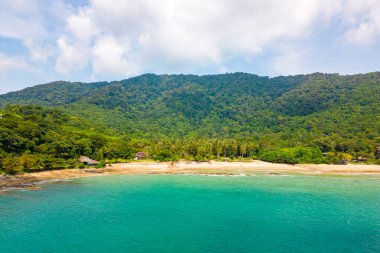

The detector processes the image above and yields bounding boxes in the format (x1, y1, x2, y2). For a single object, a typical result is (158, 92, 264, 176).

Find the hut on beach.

(135, 152, 148, 160)
(79, 156, 99, 165)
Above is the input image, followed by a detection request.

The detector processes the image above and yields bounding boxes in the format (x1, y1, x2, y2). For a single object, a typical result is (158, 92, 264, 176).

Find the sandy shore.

(1, 160, 380, 192)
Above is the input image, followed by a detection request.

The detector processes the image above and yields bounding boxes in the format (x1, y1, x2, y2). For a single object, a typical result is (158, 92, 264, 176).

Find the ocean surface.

(1, 174, 380, 253)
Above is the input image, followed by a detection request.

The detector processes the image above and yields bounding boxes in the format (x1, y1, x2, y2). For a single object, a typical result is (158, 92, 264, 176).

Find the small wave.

(0, 178, 73, 193)
(177, 173, 255, 177)
(206, 174, 227, 177)
(34, 178, 72, 185)
(229, 174, 248, 177)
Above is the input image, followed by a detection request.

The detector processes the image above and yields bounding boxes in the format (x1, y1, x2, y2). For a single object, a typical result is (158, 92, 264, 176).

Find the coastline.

(1, 160, 380, 192)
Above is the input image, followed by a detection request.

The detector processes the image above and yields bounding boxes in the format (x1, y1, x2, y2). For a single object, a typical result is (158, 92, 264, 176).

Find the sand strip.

(1, 161, 380, 192)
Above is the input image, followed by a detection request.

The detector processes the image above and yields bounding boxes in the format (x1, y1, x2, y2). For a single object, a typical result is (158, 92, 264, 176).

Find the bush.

(1, 157, 24, 174)
(153, 150, 178, 162)
(95, 161, 106, 168)
(259, 147, 323, 164)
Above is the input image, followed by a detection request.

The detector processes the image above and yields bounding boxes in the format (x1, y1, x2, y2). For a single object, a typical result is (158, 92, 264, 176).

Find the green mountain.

(1, 72, 379, 167)
(0, 105, 107, 174)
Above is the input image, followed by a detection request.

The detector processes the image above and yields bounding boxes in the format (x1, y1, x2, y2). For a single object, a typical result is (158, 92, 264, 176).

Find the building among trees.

(135, 152, 148, 160)
(79, 156, 99, 165)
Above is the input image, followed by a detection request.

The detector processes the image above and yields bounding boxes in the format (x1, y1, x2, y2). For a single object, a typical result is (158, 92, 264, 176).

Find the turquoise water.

(1, 174, 380, 253)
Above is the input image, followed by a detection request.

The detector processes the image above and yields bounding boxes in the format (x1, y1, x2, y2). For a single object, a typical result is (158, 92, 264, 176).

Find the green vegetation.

(259, 147, 323, 164)
(0, 72, 379, 174)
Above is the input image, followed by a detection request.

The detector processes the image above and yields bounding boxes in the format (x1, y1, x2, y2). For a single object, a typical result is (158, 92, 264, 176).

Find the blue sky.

(1, 0, 380, 94)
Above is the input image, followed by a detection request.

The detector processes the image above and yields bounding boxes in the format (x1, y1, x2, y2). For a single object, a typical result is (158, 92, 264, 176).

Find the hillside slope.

(1, 72, 379, 153)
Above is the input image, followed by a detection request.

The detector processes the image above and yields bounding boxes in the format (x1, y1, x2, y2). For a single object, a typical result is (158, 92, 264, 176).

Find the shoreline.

(1, 160, 380, 192)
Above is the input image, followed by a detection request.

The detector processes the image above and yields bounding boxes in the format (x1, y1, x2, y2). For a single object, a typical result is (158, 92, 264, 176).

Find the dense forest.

(0, 72, 379, 173)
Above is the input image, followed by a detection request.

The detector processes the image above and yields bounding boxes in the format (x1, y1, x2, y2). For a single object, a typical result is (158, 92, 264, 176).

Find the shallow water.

(1, 174, 380, 253)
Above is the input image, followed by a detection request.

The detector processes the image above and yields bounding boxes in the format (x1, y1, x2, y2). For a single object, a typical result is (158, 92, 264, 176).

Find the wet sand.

(1, 161, 380, 192)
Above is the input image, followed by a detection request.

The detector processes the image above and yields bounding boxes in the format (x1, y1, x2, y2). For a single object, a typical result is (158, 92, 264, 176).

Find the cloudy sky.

(1, 0, 380, 94)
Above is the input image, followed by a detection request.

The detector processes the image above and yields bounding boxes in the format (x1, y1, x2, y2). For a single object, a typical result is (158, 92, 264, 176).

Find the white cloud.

(54, 0, 348, 76)
(55, 36, 90, 74)
(0, 0, 46, 40)
(272, 50, 310, 75)
(345, 22, 378, 45)
(92, 35, 140, 76)
(0, 53, 30, 74)
(2, 0, 380, 83)
(0, 0, 71, 65)
(342, 0, 380, 45)
(66, 8, 98, 43)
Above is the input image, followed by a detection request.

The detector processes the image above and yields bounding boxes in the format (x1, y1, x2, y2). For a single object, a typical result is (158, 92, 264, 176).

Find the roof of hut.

(136, 152, 146, 157)
(79, 156, 99, 165)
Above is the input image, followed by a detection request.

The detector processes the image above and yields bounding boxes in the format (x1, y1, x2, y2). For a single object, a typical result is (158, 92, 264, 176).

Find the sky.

(1, 0, 380, 94)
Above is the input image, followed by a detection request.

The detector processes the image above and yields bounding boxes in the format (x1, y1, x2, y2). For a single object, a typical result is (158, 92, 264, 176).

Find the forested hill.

(1, 72, 379, 147)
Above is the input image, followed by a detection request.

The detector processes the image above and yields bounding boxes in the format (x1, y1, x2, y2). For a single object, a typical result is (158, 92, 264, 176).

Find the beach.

(1, 160, 380, 192)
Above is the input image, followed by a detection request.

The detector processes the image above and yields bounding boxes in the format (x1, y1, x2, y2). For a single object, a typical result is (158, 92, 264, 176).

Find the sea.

(1, 174, 380, 253)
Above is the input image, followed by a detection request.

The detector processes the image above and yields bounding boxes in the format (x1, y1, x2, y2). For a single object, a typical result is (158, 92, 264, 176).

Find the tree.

(240, 143, 247, 159)
(2, 157, 24, 174)
(197, 143, 209, 162)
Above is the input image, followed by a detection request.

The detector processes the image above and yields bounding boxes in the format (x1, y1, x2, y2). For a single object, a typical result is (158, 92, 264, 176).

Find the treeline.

(0, 73, 379, 157)
(1, 105, 379, 175)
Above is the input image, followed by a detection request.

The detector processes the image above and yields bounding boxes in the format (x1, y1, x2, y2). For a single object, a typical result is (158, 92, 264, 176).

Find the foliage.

(0, 72, 379, 173)
(95, 161, 106, 169)
(259, 147, 323, 164)
(153, 150, 177, 162)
